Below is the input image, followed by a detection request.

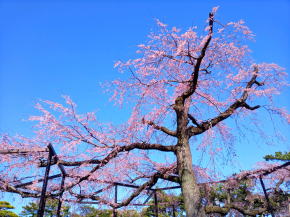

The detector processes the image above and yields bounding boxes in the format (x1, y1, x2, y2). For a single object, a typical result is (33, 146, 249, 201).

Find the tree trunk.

(176, 142, 206, 217)
(174, 96, 205, 217)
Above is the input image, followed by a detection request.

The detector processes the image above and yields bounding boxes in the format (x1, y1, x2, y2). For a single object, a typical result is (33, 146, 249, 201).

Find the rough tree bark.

(174, 96, 205, 217)
(176, 143, 205, 217)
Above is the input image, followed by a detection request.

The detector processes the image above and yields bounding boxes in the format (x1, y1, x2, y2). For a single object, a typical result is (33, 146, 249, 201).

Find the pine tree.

(0, 201, 19, 217)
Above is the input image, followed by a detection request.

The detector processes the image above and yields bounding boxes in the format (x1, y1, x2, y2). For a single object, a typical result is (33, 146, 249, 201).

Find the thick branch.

(189, 69, 262, 136)
(144, 119, 177, 137)
(158, 173, 180, 183)
(38, 158, 101, 167)
(205, 203, 267, 216)
(39, 142, 175, 168)
(61, 142, 175, 190)
(181, 12, 214, 101)
(0, 148, 48, 154)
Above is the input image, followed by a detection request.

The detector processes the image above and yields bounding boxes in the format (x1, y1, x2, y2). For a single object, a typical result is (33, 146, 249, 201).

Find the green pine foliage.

(141, 191, 185, 217)
(71, 206, 112, 217)
(264, 152, 290, 162)
(0, 201, 19, 217)
(20, 199, 70, 217)
(71, 206, 142, 217)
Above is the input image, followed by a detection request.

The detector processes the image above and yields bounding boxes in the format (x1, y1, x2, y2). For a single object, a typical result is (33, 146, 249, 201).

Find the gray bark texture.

(176, 144, 206, 217)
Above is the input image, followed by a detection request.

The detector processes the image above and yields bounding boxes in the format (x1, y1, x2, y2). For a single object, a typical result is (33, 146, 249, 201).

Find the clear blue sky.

(0, 0, 289, 213)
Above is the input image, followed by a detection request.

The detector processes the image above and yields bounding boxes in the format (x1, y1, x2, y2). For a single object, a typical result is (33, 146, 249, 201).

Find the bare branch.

(188, 114, 201, 128)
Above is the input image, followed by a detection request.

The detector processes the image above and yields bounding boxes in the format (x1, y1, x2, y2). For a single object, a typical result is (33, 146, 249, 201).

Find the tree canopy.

(0, 6, 289, 217)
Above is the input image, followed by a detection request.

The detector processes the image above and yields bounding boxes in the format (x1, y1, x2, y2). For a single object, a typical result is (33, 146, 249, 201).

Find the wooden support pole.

(56, 175, 66, 217)
(172, 205, 176, 217)
(154, 190, 158, 217)
(0, 148, 48, 154)
(47, 144, 67, 217)
(48, 144, 66, 175)
(37, 145, 53, 217)
(143, 191, 154, 205)
(113, 184, 118, 217)
(259, 176, 275, 217)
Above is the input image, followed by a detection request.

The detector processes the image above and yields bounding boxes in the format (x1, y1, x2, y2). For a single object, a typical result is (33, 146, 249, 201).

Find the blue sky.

(0, 0, 289, 213)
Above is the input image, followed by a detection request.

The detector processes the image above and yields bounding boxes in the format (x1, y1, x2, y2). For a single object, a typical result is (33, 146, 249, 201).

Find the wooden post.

(259, 176, 275, 217)
(47, 143, 67, 217)
(154, 190, 158, 217)
(56, 175, 65, 217)
(113, 184, 118, 217)
(37, 145, 53, 217)
(172, 205, 176, 217)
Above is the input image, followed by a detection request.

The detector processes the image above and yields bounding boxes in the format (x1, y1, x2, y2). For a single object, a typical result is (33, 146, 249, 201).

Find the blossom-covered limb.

(61, 142, 174, 190)
(0, 177, 59, 198)
(181, 12, 214, 101)
(162, 54, 194, 65)
(38, 142, 175, 169)
(67, 169, 168, 209)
